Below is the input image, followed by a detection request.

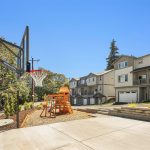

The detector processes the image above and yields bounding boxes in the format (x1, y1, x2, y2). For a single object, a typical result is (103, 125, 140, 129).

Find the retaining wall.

(109, 107, 150, 121)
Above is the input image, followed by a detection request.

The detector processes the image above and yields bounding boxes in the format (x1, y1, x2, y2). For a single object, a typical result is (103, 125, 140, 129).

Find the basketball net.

(30, 70, 47, 87)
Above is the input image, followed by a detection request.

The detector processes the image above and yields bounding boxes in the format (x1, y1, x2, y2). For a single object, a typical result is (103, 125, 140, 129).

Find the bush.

(24, 102, 30, 110)
(128, 103, 137, 108)
(36, 104, 43, 110)
(29, 102, 34, 109)
(19, 105, 22, 111)
(9, 95, 15, 116)
(4, 94, 10, 119)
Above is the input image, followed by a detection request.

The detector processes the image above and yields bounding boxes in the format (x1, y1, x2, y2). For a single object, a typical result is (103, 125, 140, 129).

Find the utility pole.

(30, 57, 40, 102)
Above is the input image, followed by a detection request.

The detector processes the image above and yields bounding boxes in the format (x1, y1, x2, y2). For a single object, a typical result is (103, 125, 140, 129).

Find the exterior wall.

(70, 70, 115, 105)
(115, 87, 139, 102)
(103, 85, 115, 98)
(97, 75, 103, 85)
(103, 70, 115, 98)
(114, 56, 134, 70)
(69, 80, 78, 88)
(86, 76, 97, 86)
(115, 66, 133, 87)
(134, 55, 150, 69)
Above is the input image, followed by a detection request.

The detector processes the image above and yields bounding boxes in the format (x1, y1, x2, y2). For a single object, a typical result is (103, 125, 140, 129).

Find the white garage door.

(83, 99, 87, 105)
(90, 98, 95, 104)
(119, 91, 137, 103)
(74, 98, 77, 105)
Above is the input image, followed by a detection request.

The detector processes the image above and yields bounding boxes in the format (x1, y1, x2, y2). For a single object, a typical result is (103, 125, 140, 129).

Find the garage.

(74, 98, 77, 105)
(119, 91, 137, 103)
(90, 98, 95, 104)
(83, 99, 87, 105)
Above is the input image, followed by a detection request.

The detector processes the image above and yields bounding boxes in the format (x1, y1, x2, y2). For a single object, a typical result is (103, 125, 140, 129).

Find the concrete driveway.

(0, 115, 150, 150)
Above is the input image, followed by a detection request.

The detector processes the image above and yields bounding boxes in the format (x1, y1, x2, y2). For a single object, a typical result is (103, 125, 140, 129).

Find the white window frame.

(81, 79, 85, 84)
(118, 74, 128, 83)
(118, 61, 128, 69)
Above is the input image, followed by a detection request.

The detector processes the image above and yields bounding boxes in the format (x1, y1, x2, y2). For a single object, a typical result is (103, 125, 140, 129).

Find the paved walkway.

(0, 115, 150, 150)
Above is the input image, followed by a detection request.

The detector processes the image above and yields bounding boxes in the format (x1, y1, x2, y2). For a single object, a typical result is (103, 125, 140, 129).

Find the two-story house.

(70, 69, 115, 105)
(114, 55, 139, 103)
(132, 54, 150, 101)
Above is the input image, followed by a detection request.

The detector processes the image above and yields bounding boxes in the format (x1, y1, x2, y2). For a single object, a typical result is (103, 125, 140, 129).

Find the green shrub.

(3, 93, 10, 118)
(36, 104, 43, 110)
(128, 103, 137, 108)
(29, 102, 34, 109)
(9, 95, 15, 116)
(24, 102, 30, 110)
(19, 105, 22, 111)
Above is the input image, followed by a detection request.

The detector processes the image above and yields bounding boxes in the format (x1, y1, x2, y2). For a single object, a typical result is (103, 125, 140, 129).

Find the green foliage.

(35, 69, 69, 101)
(18, 105, 22, 111)
(2, 93, 10, 118)
(36, 104, 43, 110)
(0, 42, 31, 115)
(128, 103, 137, 108)
(9, 94, 15, 116)
(29, 102, 34, 109)
(106, 39, 119, 70)
(24, 102, 30, 110)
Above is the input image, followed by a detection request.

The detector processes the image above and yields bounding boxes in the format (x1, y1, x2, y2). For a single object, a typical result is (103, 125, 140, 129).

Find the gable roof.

(112, 55, 136, 65)
(94, 69, 114, 76)
(70, 78, 80, 82)
(135, 54, 150, 59)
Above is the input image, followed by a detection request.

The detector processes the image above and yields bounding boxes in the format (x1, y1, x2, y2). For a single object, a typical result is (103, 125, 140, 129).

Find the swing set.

(40, 87, 73, 118)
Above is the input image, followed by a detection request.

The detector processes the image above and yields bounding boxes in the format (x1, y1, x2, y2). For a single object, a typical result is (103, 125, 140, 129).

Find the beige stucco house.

(133, 54, 150, 101)
(114, 54, 150, 103)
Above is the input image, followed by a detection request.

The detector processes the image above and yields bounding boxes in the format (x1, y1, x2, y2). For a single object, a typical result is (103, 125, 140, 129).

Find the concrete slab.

(55, 142, 93, 150)
(0, 125, 75, 150)
(0, 114, 150, 150)
(50, 115, 143, 141)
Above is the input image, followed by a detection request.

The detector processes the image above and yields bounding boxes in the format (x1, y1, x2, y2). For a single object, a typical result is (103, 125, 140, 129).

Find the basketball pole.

(17, 26, 29, 128)
(30, 57, 40, 103)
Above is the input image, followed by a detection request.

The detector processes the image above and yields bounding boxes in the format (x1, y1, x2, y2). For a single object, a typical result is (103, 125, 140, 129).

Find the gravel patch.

(23, 110, 92, 127)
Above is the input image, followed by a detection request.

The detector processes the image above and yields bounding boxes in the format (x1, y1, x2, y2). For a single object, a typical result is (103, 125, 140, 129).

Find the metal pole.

(16, 49, 21, 128)
(17, 90, 19, 128)
(30, 57, 40, 103)
(32, 57, 34, 102)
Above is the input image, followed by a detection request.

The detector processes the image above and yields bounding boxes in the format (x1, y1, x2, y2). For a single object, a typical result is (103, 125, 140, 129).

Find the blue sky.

(0, 0, 150, 78)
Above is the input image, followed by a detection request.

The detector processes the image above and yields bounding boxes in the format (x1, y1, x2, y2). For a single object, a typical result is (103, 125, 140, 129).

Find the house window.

(118, 74, 128, 83)
(100, 76, 102, 80)
(139, 75, 146, 79)
(81, 79, 85, 84)
(138, 59, 143, 64)
(84, 90, 87, 95)
(93, 78, 94, 81)
(118, 61, 128, 69)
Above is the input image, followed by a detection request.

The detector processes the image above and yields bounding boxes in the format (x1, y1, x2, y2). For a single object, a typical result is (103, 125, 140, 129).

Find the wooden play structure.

(40, 87, 73, 118)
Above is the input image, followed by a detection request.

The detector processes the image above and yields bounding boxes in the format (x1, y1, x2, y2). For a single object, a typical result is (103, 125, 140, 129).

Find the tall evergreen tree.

(106, 39, 119, 70)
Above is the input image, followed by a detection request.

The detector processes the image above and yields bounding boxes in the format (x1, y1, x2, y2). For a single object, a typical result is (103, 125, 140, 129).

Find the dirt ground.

(0, 109, 33, 131)
(23, 110, 92, 127)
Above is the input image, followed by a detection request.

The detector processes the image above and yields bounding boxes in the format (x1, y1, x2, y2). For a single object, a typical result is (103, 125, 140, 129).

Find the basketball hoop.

(29, 70, 47, 87)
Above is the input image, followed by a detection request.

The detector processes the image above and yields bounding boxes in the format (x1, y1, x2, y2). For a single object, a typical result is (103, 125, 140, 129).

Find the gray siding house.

(70, 70, 115, 105)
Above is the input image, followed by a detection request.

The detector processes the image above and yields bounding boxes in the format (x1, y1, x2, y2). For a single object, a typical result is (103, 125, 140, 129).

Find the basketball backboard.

(0, 26, 30, 75)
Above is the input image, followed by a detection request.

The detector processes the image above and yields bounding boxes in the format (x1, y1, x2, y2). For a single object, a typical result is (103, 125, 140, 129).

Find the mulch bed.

(0, 109, 34, 132)
(23, 110, 92, 127)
